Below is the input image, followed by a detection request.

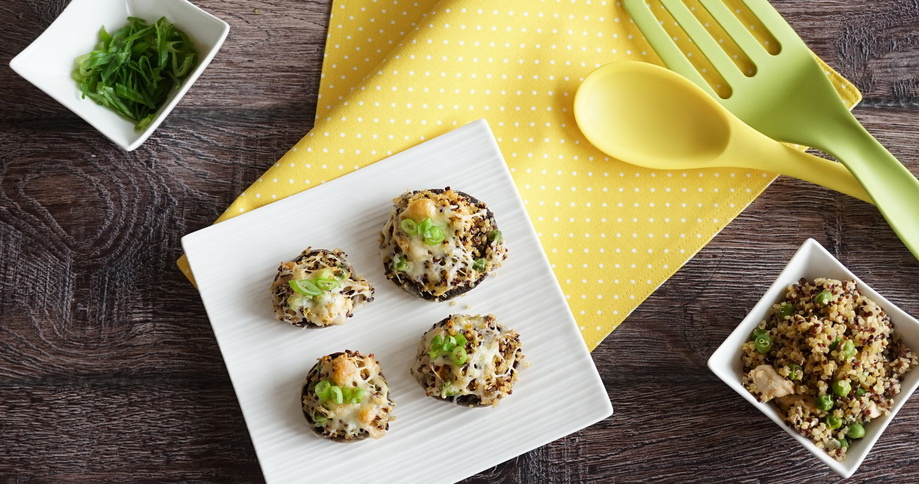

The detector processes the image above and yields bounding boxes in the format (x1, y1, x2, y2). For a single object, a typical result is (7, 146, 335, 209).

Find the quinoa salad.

(742, 278, 918, 461)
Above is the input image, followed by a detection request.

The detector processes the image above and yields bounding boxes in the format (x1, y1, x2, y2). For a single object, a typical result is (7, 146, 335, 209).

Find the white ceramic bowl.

(708, 238, 919, 478)
(9, 0, 229, 151)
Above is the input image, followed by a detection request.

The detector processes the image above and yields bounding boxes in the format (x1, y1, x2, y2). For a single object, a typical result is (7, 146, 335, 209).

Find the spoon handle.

(772, 143, 872, 204)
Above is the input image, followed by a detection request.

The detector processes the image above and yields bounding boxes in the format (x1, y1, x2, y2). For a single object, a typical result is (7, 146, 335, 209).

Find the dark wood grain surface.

(2, 0, 919, 482)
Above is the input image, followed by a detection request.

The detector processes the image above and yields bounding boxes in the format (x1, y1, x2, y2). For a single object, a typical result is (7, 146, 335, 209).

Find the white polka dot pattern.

(180, 0, 861, 350)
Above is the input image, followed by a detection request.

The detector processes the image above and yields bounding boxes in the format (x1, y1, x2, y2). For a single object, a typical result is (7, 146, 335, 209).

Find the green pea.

(847, 423, 866, 439)
(777, 302, 795, 318)
(787, 363, 802, 381)
(840, 340, 857, 359)
(826, 415, 842, 429)
(832, 379, 852, 397)
(815, 290, 833, 306)
(754, 333, 773, 354)
(815, 394, 834, 411)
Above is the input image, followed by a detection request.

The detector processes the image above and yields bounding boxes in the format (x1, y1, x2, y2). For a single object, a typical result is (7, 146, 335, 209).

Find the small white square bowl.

(9, 0, 229, 151)
(708, 238, 919, 478)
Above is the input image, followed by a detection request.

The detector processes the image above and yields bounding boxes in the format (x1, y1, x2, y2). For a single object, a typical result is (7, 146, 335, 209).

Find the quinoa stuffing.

(742, 278, 918, 460)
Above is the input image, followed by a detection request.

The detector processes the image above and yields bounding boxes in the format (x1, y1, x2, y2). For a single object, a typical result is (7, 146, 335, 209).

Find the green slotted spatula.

(624, 0, 919, 260)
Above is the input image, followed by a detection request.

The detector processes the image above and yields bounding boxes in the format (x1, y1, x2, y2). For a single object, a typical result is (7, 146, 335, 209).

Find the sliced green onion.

(315, 277, 340, 291)
(787, 363, 802, 381)
(418, 218, 433, 234)
(472, 258, 487, 272)
(431, 335, 444, 348)
(443, 335, 457, 352)
(393, 255, 409, 272)
(290, 279, 322, 296)
(751, 328, 769, 340)
(352, 389, 366, 403)
(454, 333, 467, 347)
(423, 225, 445, 245)
(487, 229, 503, 243)
(315, 380, 332, 401)
(329, 386, 344, 405)
(777, 302, 795, 318)
(312, 413, 328, 425)
(451, 346, 468, 366)
(429, 335, 443, 359)
(400, 218, 418, 235)
(754, 333, 773, 354)
(815, 290, 833, 306)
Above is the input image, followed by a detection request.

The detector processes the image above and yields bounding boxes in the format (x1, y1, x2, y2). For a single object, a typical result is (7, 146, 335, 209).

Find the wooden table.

(2, 0, 919, 481)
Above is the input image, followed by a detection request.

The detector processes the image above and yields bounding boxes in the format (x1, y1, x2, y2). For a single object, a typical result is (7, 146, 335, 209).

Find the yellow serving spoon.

(573, 62, 872, 204)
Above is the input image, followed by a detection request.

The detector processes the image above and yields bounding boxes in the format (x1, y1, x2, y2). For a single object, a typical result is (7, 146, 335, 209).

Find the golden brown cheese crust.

(378, 188, 508, 301)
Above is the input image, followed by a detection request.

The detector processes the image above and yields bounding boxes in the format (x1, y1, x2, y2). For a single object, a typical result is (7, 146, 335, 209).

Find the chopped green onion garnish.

(400, 218, 418, 235)
(315, 380, 332, 401)
(787, 363, 802, 381)
(454, 333, 467, 347)
(443, 335, 457, 352)
(329, 386, 343, 405)
(487, 230, 503, 243)
(72, 17, 199, 131)
(777, 302, 795, 318)
(451, 346, 468, 365)
(352, 389, 366, 403)
(312, 414, 328, 425)
(423, 225, 445, 245)
(472, 258, 487, 271)
(431, 335, 444, 347)
(290, 279, 322, 296)
(751, 328, 769, 340)
(393, 255, 409, 272)
(754, 333, 773, 354)
(315, 277, 340, 291)
(418, 218, 433, 234)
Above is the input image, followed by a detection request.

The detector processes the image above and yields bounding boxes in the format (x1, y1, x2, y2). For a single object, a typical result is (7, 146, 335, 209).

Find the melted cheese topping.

(411, 314, 524, 407)
(380, 189, 508, 299)
(303, 351, 395, 441)
(270, 248, 374, 327)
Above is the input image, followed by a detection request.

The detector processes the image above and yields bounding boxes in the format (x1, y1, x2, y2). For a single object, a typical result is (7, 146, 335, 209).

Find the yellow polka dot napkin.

(179, 0, 860, 350)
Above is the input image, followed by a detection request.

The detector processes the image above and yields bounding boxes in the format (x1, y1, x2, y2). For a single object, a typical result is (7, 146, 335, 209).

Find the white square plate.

(708, 238, 919, 478)
(182, 120, 613, 484)
(9, 0, 229, 151)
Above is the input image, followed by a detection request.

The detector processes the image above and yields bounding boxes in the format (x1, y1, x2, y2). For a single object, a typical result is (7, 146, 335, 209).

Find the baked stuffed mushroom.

(379, 188, 508, 301)
(411, 314, 524, 407)
(270, 248, 374, 327)
(302, 350, 396, 442)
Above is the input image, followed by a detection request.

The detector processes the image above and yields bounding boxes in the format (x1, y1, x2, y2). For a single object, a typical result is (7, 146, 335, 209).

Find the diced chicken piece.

(749, 364, 795, 402)
(866, 400, 883, 419)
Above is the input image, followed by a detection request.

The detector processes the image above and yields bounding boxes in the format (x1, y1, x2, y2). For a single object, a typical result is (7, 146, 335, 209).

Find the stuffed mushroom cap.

(302, 350, 396, 441)
(379, 188, 507, 301)
(270, 248, 374, 328)
(411, 314, 524, 407)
